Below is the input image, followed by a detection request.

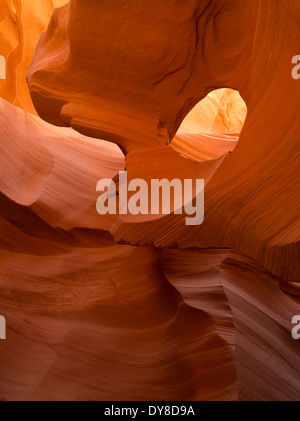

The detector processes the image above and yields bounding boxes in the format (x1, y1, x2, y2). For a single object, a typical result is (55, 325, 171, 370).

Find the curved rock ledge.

(0, 0, 299, 401)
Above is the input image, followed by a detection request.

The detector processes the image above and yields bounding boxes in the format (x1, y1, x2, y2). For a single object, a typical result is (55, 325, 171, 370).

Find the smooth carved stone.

(27, 1, 300, 286)
(0, 0, 298, 402)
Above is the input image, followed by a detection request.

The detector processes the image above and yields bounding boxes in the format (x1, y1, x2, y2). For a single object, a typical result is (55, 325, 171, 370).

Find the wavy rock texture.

(162, 250, 300, 401)
(0, 0, 67, 113)
(0, 0, 299, 401)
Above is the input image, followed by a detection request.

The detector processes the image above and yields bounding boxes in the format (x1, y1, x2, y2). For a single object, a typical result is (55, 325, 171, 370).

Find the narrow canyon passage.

(0, 0, 299, 402)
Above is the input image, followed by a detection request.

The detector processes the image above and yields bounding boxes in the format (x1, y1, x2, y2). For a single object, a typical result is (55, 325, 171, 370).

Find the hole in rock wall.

(171, 88, 247, 162)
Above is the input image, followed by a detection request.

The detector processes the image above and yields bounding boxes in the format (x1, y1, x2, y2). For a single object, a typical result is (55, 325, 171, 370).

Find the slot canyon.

(0, 0, 299, 401)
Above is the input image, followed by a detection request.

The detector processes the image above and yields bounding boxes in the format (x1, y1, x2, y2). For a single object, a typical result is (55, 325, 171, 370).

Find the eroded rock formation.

(0, 0, 299, 401)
